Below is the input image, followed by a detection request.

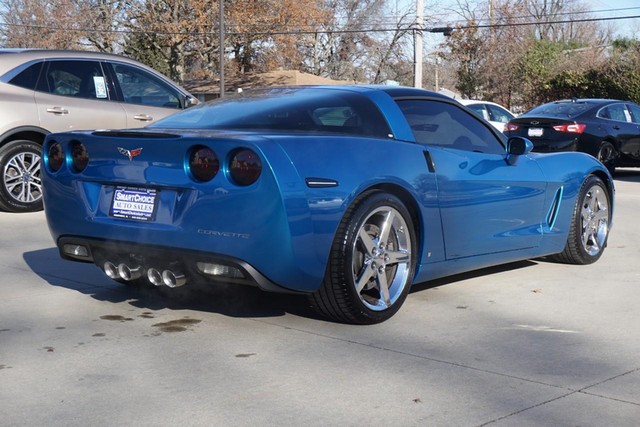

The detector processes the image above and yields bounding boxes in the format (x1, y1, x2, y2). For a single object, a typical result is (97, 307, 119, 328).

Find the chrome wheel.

(351, 206, 412, 311)
(310, 191, 416, 323)
(580, 183, 609, 257)
(3, 151, 42, 204)
(550, 175, 611, 265)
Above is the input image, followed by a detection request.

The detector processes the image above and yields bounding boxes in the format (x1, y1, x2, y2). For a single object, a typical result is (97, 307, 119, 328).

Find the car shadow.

(23, 248, 323, 321)
(613, 168, 640, 183)
(410, 260, 538, 293)
(25, 248, 542, 322)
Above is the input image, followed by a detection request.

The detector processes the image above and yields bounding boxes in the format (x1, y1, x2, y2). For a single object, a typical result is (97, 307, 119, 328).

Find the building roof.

(184, 69, 354, 97)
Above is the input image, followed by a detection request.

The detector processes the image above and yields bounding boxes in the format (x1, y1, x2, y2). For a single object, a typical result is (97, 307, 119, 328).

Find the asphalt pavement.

(1, 171, 639, 426)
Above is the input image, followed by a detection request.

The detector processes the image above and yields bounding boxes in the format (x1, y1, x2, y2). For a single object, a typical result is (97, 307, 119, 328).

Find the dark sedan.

(505, 99, 640, 173)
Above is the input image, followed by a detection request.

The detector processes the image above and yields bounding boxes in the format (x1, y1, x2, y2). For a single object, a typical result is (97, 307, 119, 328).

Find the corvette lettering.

(197, 229, 250, 239)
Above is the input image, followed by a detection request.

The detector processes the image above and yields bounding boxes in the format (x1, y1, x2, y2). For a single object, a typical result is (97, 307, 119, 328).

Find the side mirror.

(506, 137, 534, 165)
(184, 96, 199, 108)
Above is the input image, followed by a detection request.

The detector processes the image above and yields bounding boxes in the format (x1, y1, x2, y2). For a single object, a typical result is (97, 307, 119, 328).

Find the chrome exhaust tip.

(146, 268, 163, 287)
(103, 261, 119, 280)
(117, 263, 142, 281)
(162, 270, 187, 288)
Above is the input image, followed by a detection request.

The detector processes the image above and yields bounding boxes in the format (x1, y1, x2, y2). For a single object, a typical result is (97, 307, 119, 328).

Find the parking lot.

(1, 171, 639, 426)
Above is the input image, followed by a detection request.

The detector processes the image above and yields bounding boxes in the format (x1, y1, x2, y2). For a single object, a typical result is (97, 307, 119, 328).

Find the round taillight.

(229, 149, 261, 186)
(71, 142, 89, 172)
(47, 142, 64, 172)
(189, 146, 219, 182)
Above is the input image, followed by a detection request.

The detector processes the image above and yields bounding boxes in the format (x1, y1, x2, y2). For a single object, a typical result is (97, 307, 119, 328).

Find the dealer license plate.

(528, 127, 544, 137)
(110, 186, 157, 221)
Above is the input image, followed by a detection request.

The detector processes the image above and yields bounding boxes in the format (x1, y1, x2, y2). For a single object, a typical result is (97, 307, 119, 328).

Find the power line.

(0, 13, 638, 38)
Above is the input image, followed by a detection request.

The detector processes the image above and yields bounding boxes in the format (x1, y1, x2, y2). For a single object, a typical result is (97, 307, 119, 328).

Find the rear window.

(150, 88, 392, 138)
(526, 102, 595, 118)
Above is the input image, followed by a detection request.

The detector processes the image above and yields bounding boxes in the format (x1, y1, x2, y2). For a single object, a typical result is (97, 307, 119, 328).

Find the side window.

(396, 99, 505, 154)
(487, 105, 514, 123)
(599, 104, 631, 123)
(8, 62, 44, 90)
(43, 61, 109, 100)
(465, 103, 488, 121)
(626, 104, 640, 124)
(111, 63, 180, 109)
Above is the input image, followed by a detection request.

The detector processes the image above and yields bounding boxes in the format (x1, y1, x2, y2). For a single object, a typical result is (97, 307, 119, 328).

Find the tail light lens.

(71, 142, 89, 172)
(229, 149, 261, 186)
(505, 123, 520, 132)
(47, 142, 64, 172)
(189, 146, 219, 182)
(553, 123, 586, 133)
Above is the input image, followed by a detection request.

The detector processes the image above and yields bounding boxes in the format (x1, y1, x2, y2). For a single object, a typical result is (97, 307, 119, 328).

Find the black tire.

(309, 191, 417, 324)
(0, 140, 43, 213)
(550, 175, 611, 265)
(596, 141, 617, 175)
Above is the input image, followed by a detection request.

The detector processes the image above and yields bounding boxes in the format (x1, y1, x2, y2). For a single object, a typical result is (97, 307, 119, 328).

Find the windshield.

(149, 87, 392, 138)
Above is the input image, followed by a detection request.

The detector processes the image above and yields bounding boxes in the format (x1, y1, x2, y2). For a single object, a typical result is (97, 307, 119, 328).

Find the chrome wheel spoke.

(386, 249, 410, 265)
(377, 210, 395, 245)
(358, 228, 376, 256)
(594, 208, 608, 223)
(376, 273, 391, 308)
(354, 262, 375, 293)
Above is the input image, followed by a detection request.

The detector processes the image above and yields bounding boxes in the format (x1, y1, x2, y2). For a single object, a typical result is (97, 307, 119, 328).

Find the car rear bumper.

(57, 235, 304, 294)
(530, 138, 579, 153)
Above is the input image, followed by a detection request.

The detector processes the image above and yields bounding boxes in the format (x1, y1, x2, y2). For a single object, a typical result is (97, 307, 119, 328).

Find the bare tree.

(122, 0, 217, 83)
(440, 0, 611, 109)
(226, 0, 328, 75)
(0, 0, 83, 49)
(76, 0, 126, 53)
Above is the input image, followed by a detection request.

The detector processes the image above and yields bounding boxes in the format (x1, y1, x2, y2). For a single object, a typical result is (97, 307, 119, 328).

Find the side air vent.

(306, 178, 339, 188)
(546, 187, 564, 229)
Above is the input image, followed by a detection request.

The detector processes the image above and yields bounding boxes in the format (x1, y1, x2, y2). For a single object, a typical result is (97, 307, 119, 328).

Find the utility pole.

(414, 0, 424, 88)
(219, 0, 225, 98)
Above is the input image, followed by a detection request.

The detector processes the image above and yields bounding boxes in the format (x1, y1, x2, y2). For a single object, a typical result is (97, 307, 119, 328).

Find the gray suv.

(0, 49, 198, 212)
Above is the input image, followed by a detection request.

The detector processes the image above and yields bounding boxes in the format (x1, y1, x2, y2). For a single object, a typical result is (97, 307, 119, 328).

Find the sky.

(405, 0, 640, 35)
(585, 0, 640, 38)
(400, 0, 640, 51)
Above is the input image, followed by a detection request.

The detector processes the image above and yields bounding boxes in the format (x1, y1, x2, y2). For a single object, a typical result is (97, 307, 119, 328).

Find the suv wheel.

(0, 140, 43, 213)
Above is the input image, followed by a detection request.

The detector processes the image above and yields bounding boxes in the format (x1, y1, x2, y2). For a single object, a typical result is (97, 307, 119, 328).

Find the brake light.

(229, 148, 261, 186)
(553, 123, 586, 133)
(47, 142, 64, 172)
(505, 123, 520, 132)
(71, 141, 89, 172)
(189, 146, 219, 182)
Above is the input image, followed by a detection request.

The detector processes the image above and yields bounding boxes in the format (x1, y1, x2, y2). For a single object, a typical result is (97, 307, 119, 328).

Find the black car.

(505, 99, 640, 173)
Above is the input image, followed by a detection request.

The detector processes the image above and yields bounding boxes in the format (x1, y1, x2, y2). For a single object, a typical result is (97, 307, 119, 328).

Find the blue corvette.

(42, 86, 613, 323)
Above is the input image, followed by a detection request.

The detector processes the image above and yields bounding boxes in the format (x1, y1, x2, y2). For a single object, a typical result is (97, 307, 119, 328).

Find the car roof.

(0, 49, 193, 96)
(547, 98, 625, 105)
(459, 99, 504, 106)
(0, 49, 161, 76)
(237, 84, 453, 101)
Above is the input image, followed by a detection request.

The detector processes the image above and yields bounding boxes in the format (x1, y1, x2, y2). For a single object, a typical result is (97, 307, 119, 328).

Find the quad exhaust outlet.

(103, 261, 187, 288)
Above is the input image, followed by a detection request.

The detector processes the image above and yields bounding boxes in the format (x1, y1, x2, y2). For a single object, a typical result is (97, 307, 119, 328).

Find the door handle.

(133, 114, 153, 122)
(613, 125, 620, 130)
(46, 107, 69, 115)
